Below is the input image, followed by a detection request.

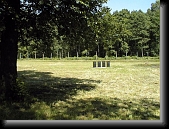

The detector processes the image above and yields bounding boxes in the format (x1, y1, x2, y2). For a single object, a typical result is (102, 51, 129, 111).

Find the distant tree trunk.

(141, 47, 144, 57)
(0, 0, 20, 102)
(97, 44, 99, 57)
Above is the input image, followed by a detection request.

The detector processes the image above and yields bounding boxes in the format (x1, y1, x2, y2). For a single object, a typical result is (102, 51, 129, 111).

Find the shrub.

(15, 77, 30, 102)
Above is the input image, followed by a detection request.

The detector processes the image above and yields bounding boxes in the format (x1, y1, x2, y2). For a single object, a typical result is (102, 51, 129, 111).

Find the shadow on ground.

(50, 97, 160, 120)
(0, 70, 160, 120)
(18, 70, 100, 103)
(0, 70, 98, 119)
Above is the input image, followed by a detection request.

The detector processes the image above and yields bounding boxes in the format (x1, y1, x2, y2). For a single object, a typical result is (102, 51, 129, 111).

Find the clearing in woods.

(1, 59, 160, 120)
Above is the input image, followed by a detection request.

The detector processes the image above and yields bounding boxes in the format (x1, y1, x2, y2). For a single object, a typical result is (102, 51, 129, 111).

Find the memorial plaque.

(93, 61, 96, 67)
(98, 61, 101, 67)
(102, 61, 106, 67)
(107, 61, 110, 67)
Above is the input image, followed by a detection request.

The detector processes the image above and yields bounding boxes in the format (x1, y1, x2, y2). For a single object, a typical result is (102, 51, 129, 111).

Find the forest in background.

(0, 0, 160, 102)
(15, 0, 160, 59)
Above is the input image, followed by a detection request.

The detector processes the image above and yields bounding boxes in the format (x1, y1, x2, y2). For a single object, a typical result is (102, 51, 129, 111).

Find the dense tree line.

(0, 0, 108, 102)
(17, 0, 160, 58)
(0, 0, 159, 102)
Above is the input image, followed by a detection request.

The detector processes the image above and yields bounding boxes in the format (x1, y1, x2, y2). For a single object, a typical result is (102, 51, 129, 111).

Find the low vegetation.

(0, 58, 160, 120)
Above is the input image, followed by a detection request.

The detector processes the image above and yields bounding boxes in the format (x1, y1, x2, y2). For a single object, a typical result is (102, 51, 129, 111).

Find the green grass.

(0, 58, 160, 120)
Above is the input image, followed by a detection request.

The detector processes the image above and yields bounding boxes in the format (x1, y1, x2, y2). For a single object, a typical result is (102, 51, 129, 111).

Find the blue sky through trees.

(104, 0, 158, 13)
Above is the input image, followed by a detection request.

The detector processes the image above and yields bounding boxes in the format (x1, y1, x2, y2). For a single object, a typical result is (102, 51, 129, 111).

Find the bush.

(0, 77, 30, 103)
(15, 77, 30, 102)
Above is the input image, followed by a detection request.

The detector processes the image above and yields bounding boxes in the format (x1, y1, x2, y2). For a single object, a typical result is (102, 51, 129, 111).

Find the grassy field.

(0, 58, 160, 120)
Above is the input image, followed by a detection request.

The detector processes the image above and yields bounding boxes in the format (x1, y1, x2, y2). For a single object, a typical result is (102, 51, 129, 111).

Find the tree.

(0, 0, 20, 102)
(0, 0, 108, 102)
(147, 0, 160, 56)
(112, 9, 132, 57)
(129, 10, 150, 57)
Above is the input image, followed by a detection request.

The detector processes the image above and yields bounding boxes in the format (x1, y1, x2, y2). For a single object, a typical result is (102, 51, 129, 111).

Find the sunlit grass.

(1, 58, 160, 120)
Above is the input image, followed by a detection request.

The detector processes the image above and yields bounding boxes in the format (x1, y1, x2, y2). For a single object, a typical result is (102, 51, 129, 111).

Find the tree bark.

(0, 0, 20, 102)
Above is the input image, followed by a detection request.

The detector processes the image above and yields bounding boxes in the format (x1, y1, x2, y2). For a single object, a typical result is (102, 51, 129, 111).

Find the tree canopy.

(15, 0, 160, 58)
(0, 0, 160, 102)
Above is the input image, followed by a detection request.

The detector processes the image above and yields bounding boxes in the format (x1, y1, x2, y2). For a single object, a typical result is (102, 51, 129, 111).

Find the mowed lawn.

(1, 59, 160, 120)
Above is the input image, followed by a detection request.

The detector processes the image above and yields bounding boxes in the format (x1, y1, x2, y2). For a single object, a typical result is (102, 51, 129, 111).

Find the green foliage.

(0, 77, 29, 103)
(0, 0, 160, 58)
(81, 49, 88, 56)
(15, 77, 29, 102)
(15, 0, 160, 58)
(0, 0, 160, 106)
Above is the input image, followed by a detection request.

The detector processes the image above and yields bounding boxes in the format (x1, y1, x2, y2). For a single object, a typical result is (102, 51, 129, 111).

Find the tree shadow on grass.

(51, 97, 160, 120)
(0, 70, 160, 120)
(17, 70, 99, 104)
(0, 70, 99, 120)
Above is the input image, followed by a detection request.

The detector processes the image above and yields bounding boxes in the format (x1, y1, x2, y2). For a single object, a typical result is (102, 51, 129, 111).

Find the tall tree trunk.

(0, 36, 3, 99)
(0, 0, 20, 102)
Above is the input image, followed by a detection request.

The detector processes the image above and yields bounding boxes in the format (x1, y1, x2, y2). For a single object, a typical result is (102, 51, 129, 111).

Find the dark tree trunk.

(0, 0, 20, 102)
